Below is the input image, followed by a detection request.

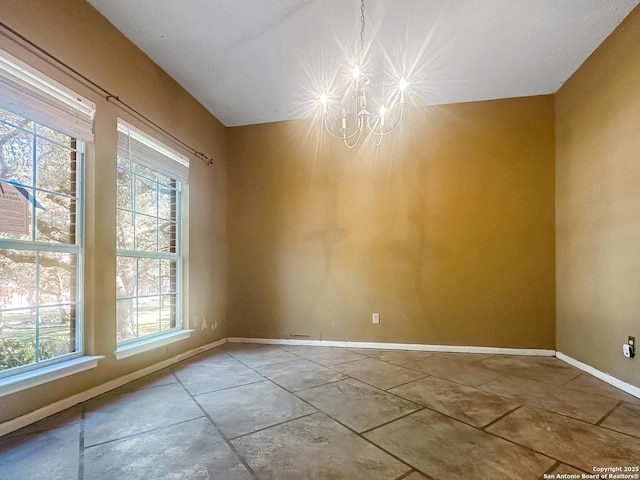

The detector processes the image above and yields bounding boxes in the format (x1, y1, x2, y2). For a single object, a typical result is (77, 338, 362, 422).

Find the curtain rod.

(0, 21, 215, 166)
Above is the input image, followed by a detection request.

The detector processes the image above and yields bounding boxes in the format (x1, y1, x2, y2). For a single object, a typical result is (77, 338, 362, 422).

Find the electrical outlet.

(372, 313, 380, 324)
(625, 336, 636, 358)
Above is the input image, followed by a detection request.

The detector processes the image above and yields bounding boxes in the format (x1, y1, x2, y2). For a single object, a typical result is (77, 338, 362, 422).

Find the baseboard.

(556, 352, 640, 399)
(0, 337, 227, 438)
(227, 337, 556, 357)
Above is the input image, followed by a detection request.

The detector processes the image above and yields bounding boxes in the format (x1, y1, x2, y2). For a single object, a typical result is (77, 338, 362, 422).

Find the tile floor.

(1, 343, 639, 480)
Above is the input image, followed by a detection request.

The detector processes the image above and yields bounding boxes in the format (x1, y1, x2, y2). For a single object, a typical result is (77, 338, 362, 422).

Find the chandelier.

(319, 0, 408, 148)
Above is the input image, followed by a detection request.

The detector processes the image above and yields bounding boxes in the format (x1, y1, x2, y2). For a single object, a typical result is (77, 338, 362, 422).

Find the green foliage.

(0, 335, 71, 371)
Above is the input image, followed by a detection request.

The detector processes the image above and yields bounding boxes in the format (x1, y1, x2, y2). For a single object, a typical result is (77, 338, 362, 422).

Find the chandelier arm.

(367, 106, 405, 137)
(322, 116, 362, 140)
(343, 131, 362, 149)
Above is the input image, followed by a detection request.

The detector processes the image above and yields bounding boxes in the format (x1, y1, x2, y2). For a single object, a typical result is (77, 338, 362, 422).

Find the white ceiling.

(88, 0, 639, 127)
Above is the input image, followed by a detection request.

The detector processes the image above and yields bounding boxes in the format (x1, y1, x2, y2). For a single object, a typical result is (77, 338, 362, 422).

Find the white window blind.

(0, 49, 95, 141)
(117, 120, 189, 183)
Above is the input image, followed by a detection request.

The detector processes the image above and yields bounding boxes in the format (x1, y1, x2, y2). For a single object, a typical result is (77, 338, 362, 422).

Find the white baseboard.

(556, 352, 640, 399)
(0, 337, 227, 438)
(227, 337, 556, 357)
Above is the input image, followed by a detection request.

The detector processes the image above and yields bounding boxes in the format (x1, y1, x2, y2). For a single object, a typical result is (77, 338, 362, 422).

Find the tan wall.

(228, 96, 556, 349)
(0, 0, 227, 423)
(556, 6, 640, 387)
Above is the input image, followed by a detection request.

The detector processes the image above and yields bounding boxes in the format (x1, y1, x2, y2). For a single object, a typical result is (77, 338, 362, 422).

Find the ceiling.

(88, 0, 639, 127)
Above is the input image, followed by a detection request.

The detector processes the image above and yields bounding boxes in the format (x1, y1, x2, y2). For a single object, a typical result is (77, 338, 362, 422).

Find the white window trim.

(114, 329, 193, 360)
(115, 118, 187, 349)
(0, 112, 86, 381)
(0, 355, 104, 397)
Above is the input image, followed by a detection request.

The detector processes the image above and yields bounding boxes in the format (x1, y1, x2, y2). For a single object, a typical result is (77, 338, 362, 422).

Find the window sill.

(0, 356, 104, 398)
(115, 329, 194, 360)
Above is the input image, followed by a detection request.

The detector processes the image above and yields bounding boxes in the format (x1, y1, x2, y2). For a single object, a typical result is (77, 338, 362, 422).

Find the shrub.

(0, 335, 71, 371)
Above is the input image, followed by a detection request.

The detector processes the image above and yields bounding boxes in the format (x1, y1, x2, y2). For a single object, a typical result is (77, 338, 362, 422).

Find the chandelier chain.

(360, 0, 366, 51)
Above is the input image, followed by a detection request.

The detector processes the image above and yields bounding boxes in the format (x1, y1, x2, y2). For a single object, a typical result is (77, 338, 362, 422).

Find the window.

(115, 121, 188, 344)
(0, 51, 93, 377)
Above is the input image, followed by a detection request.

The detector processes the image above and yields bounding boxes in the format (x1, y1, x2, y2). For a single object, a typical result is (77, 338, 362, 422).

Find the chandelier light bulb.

(399, 77, 407, 104)
(352, 65, 361, 79)
(379, 105, 386, 116)
(319, 92, 328, 113)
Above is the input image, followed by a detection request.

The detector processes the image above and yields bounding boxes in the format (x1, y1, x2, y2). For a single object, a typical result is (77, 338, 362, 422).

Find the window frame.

(115, 121, 187, 347)
(0, 110, 86, 379)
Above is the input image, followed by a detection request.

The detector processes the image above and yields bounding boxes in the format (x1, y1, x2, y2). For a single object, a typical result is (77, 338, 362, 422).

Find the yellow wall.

(0, 0, 227, 423)
(228, 96, 556, 349)
(556, 6, 640, 387)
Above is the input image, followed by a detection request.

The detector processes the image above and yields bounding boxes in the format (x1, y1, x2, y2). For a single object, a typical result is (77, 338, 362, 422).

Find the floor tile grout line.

(274, 344, 444, 376)
(191, 378, 268, 398)
(397, 365, 500, 390)
(279, 347, 371, 369)
(595, 400, 621, 426)
(401, 352, 585, 391)
(486, 370, 584, 390)
(382, 374, 430, 392)
(328, 357, 433, 379)
(473, 373, 505, 389)
(358, 430, 432, 479)
(480, 404, 523, 430)
(358, 407, 426, 435)
(255, 348, 436, 395)
(395, 469, 436, 480)
(250, 350, 368, 373)
(327, 371, 423, 395)
(226, 354, 302, 369)
(233, 347, 377, 394)
(489, 401, 640, 441)
(171, 371, 262, 480)
(294, 366, 429, 406)
(416, 367, 629, 417)
(287, 377, 348, 394)
(558, 371, 584, 386)
(538, 460, 595, 479)
(481, 417, 586, 466)
(476, 381, 629, 426)
(539, 460, 562, 479)
(507, 402, 630, 431)
(596, 421, 640, 440)
(384, 399, 523, 437)
(77, 404, 86, 480)
(367, 399, 561, 468)
(227, 411, 320, 442)
(83, 415, 207, 450)
(485, 377, 636, 408)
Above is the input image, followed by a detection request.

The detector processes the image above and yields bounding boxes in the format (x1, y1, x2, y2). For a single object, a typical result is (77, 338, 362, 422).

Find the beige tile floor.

(1, 343, 639, 480)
